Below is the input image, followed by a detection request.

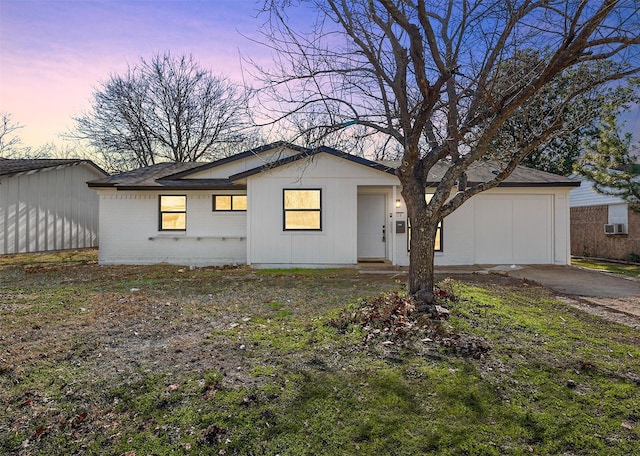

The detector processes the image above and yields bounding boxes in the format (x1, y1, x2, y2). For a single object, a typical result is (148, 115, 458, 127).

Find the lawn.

(1, 250, 639, 455)
(572, 257, 640, 279)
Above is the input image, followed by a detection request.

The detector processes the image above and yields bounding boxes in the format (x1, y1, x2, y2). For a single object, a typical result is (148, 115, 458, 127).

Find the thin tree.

(73, 53, 249, 172)
(253, 0, 640, 312)
(0, 113, 27, 158)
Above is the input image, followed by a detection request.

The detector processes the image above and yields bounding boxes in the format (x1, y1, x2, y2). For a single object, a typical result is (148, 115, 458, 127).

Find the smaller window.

(213, 195, 247, 211)
(160, 195, 186, 231)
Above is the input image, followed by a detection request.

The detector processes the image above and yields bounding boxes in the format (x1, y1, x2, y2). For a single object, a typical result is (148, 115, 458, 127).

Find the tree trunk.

(407, 209, 439, 312)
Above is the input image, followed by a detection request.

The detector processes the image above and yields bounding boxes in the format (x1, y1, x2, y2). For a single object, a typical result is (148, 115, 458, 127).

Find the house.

(570, 175, 640, 261)
(0, 158, 108, 254)
(87, 142, 578, 268)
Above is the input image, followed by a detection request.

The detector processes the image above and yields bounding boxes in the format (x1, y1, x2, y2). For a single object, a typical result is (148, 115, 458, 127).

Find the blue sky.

(0, 0, 272, 147)
(1, 0, 639, 150)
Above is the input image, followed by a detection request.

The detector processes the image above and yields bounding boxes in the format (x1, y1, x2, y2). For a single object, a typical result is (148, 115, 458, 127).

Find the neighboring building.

(88, 142, 578, 268)
(570, 175, 640, 261)
(0, 158, 108, 254)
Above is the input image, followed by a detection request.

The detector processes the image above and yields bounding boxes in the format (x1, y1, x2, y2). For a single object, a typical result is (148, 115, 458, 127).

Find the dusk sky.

(0, 0, 276, 148)
(2, 0, 639, 151)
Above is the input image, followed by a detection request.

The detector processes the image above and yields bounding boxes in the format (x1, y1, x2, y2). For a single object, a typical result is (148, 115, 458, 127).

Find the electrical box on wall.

(396, 220, 406, 234)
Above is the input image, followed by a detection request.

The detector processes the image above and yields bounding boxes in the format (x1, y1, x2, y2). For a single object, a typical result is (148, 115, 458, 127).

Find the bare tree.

(0, 113, 27, 158)
(72, 53, 250, 172)
(0, 112, 53, 159)
(253, 0, 640, 311)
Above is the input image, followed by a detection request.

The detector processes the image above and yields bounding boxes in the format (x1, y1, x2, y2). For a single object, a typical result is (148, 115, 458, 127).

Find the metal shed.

(0, 159, 108, 254)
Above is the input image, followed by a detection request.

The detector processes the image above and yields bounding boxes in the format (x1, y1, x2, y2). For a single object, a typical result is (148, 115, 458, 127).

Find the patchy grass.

(572, 257, 640, 278)
(0, 250, 639, 455)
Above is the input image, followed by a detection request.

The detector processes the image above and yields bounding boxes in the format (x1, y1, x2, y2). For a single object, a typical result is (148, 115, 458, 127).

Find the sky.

(2, 0, 640, 152)
(0, 0, 274, 148)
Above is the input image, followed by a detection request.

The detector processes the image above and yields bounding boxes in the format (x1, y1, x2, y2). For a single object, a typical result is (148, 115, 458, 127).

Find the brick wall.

(571, 205, 640, 261)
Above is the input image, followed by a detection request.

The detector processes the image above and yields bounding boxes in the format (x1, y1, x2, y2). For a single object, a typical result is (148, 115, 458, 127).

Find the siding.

(246, 155, 398, 267)
(0, 164, 102, 254)
(570, 177, 626, 207)
(97, 190, 247, 266)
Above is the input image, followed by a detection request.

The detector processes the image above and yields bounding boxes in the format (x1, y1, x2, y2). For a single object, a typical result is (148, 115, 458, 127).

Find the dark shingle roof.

(87, 144, 579, 190)
(381, 160, 579, 187)
(87, 162, 244, 190)
(0, 159, 107, 178)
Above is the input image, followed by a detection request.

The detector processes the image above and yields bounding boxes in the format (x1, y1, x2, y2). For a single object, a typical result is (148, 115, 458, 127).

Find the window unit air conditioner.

(604, 223, 627, 234)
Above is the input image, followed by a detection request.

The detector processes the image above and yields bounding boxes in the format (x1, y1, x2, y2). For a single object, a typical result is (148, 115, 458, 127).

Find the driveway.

(483, 264, 640, 319)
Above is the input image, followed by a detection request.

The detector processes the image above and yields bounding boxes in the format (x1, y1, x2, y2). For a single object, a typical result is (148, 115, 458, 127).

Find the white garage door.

(475, 194, 552, 264)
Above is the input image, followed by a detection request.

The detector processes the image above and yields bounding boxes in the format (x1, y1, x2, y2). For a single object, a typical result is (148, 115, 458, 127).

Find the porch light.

(395, 199, 401, 208)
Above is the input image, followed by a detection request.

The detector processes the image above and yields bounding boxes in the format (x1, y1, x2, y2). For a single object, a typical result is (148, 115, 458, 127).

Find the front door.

(357, 194, 386, 259)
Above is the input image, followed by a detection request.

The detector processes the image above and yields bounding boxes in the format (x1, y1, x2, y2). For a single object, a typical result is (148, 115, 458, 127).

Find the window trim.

(283, 188, 322, 231)
(212, 194, 247, 212)
(159, 194, 187, 231)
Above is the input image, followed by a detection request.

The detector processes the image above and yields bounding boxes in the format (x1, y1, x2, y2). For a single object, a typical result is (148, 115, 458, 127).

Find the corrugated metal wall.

(0, 164, 102, 254)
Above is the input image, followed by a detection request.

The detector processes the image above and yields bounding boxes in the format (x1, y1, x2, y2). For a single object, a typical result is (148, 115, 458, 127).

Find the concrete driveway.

(482, 264, 640, 318)
(486, 264, 639, 297)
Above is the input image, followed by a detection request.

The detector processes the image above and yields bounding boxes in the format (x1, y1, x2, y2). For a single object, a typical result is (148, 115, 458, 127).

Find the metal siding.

(0, 164, 103, 254)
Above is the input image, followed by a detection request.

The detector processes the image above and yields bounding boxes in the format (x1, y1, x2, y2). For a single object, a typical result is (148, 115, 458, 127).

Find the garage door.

(475, 194, 552, 264)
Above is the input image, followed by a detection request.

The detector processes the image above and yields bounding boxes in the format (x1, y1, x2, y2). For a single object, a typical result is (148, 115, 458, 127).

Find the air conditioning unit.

(604, 223, 627, 234)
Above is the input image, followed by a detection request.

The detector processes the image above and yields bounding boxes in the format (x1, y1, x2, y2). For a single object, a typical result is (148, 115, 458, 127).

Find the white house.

(569, 175, 639, 261)
(88, 142, 578, 267)
(0, 158, 108, 254)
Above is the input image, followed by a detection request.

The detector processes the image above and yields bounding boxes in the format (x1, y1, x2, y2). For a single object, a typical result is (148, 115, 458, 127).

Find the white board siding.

(184, 148, 299, 179)
(247, 156, 398, 267)
(0, 164, 102, 254)
(474, 194, 552, 264)
(97, 191, 247, 266)
(405, 189, 571, 267)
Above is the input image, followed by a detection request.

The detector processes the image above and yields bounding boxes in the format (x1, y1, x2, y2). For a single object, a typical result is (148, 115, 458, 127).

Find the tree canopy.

(73, 53, 250, 172)
(254, 0, 640, 310)
(577, 113, 640, 208)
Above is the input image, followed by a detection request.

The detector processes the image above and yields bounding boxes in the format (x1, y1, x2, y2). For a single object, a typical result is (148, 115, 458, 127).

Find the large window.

(213, 195, 247, 211)
(159, 195, 186, 231)
(283, 189, 322, 230)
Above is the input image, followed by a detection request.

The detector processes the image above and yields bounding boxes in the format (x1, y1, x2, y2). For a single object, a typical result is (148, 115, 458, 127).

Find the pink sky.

(0, 0, 272, 148)
(2, 0, 639, 151)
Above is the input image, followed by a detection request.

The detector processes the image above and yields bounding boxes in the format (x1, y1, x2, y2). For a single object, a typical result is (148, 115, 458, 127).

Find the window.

(159, 195, 186, 231)
(213, 195, 247, 211)
(283, 189, 321, 230)
(407, 193, 442, 251)
(407, 219, 442, 252)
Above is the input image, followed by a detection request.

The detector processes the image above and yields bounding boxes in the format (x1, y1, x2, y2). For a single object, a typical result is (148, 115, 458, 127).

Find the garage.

(475, 194, 553, 264)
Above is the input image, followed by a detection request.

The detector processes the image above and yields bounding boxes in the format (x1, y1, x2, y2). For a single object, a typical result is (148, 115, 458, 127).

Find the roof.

(87, 143, 579, 190)
(0, 158, 108, 178)
(229, 145, 396, 180)
(87, 161, 244, 190)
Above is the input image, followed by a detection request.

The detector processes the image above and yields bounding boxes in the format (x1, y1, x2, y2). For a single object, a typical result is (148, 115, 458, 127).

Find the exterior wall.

(246, 155, 398, 267)
(392, 187, 573, 266)
(96, 151, 574, 267)
(571, 204, 640, 260)
(97, 189, 247, 266)
(184, 148, 299, 179)
(0, 164, 102, 254)
(569, 176, 626, 207)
